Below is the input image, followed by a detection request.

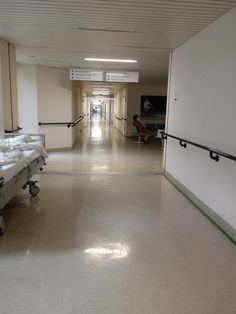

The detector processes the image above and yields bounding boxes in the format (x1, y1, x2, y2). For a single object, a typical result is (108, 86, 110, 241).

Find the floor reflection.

(85, 242, 129, 259)
(90, 113, 103, 140)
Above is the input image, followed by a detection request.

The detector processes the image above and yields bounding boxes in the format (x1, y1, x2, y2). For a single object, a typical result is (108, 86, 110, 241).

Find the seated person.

(132, 114, 153, 144)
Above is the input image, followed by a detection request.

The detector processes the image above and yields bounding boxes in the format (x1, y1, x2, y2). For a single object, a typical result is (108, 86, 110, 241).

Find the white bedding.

(0, 162, 25, 184)
(18, 143, 48, 158)
(0, 150, 41, 185)
(0, 134, 47, 185)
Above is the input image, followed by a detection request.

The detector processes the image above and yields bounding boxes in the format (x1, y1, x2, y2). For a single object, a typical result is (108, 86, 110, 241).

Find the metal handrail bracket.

(162, 132, 236, 162)
(39, 114, 85, 128)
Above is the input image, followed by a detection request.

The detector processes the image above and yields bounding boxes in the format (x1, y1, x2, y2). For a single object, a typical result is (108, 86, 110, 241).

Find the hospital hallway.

(0, 116, 236, 314)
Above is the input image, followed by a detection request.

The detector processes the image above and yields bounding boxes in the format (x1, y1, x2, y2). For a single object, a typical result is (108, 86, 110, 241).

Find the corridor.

(0, 118, 236, 314)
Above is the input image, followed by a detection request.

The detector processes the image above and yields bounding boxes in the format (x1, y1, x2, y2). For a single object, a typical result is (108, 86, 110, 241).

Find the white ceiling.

(0, 0, 236, 84)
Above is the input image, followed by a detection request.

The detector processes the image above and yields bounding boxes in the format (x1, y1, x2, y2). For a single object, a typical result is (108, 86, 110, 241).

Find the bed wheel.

(0, 216, 6, 236)
(29, 185, 40, 197)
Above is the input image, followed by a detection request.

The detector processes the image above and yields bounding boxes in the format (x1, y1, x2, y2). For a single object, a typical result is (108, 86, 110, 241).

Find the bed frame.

(0, 133, 46, 235)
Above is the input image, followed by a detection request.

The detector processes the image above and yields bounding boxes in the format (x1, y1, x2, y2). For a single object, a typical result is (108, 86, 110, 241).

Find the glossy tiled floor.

(0, 116, 236, 314)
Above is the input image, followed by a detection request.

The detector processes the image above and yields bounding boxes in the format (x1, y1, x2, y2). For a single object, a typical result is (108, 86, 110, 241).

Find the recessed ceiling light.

(84, 58, 137, 63)
(92, 88, 110, 95)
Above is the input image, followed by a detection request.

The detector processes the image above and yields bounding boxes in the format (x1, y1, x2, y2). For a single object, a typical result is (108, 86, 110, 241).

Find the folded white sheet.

(17, 143, 48, 158)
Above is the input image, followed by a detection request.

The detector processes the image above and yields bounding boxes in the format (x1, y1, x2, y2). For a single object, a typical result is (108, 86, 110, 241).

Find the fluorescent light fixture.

(92, 101, 102, 105)
(93, 88, 109, 91)
(84, 58, 137, 63)
(92, 91, 110, 95)
(92, 88, 110, 95)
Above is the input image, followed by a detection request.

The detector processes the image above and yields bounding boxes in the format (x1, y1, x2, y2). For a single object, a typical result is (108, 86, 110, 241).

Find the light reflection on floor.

(91, 126, 102, 139)
(90, 113, 103, 139)
(85, 243, 129, 259)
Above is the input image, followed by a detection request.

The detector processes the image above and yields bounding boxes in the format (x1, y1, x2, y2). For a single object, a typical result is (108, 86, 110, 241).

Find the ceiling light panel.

(92, 91, 110, 95)
(85, 58, 137, 63)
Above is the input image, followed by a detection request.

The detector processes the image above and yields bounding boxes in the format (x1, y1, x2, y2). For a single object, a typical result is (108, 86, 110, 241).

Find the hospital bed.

(0, 133, 47, 235)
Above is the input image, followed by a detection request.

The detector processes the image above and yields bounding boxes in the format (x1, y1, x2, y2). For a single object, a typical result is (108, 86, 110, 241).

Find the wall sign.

(70, 69, 103, 81)
(106, 71, 139, 83)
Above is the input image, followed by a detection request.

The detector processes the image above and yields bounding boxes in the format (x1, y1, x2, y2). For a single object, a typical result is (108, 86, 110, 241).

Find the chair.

(156, 129, 165, 150)
(132, 130, 146, 144)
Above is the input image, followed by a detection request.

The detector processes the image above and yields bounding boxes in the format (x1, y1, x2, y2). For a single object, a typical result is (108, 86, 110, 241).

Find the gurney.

(0, 133, 47, 235)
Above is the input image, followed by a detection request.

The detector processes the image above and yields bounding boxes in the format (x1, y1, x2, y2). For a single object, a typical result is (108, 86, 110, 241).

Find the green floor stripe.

(41, 171, 162, 176)
(164, 174, 236, 246)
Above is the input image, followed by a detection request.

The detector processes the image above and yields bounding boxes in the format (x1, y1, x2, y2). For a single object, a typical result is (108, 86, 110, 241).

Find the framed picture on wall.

(140, 95, 167, 117)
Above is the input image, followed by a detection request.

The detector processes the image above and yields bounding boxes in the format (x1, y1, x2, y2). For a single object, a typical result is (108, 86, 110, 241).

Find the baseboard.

(163, 170, 236, 245)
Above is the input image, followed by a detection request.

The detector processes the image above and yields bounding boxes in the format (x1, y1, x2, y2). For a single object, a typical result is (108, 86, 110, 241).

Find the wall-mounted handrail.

(115, 115, 127, 121)
(70, 115, 85, 127)
(5, 126, 23, 133)
(115, 115, 122, 121)
(162, 132, 236, 162)
(39, 115, 85, 128)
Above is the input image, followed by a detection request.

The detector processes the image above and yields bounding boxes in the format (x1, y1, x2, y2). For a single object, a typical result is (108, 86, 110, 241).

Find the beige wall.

(71, 81, 78, 120)
(79, 88, 88, 128)
(82, 90, 88, 116)
(77, 85, 87, 131)
(0, 39, 18, 131)
(127, 84, 167, 136)
(37, 66, 73, 149)
(17, 65, 83, 149)
(71, 81, 83, 145)
(71, 81, 78, 145)
(114, 85, 128, 136)
(17, 64, 39, 133)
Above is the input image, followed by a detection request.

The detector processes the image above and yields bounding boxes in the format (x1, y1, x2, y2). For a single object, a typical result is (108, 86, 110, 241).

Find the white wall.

(9, 44, 19, 130)
(164, 6, 236, 232)
(37, 66, 73, 149)
(0, 38, 11, 131)
(17, 64, 38, 133)
(0, 39, 18, 131)
(0, 58, 3, 132)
